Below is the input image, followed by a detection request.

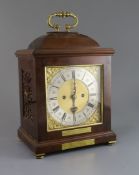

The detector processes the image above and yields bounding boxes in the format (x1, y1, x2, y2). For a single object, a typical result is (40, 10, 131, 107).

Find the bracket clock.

(15, 11, 116, 159)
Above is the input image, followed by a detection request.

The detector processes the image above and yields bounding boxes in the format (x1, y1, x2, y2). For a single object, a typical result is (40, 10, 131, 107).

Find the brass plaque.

(62, 127, 91, 136)
(62, 139, 95, 150)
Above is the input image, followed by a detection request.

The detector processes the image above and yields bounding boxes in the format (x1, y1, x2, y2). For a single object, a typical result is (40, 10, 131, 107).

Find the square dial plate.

(45, 65, 103, 132)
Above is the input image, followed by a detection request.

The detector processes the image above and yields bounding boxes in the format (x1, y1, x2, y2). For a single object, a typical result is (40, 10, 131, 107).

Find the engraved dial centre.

(58, 79, 89, 113)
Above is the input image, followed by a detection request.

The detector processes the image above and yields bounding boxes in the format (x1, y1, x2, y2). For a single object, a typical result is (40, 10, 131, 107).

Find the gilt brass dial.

(58, 79, 89, 113)
(45, 65, 103, 131)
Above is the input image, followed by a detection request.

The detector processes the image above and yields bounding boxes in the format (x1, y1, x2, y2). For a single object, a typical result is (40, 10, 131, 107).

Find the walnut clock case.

(15, 12, 116, 159)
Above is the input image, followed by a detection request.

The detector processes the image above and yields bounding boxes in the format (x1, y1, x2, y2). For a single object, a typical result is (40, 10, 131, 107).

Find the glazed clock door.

(45, 65, 103, 132)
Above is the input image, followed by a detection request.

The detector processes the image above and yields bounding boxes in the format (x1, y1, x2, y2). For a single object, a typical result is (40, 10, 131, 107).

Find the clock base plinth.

(18, 127, 116, 157)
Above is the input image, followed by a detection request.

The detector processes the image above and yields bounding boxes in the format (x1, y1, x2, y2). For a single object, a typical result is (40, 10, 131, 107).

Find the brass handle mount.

(48, 11, 78, 32)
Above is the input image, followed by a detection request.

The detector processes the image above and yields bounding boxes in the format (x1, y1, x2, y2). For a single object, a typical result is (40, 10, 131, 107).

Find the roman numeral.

(60, 73, 66, 81)
(49, 97, 57, 100)
(88, 82, 93, 87)
(83, 112, 87, 117)
(62, 113, 67, 121)
(72, 70, 75, 79)
(52, 85, 59, 89)
(90, 93, 96, 96)
(53, 106, 60, 113)
(88, 103, 94, 108)
(73, 114, 76, 122)
(82, 72, 86, 80)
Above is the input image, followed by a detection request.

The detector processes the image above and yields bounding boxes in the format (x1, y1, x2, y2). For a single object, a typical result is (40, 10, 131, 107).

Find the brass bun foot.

(108, 140, 116, 145)
(35, 153, 45, 159)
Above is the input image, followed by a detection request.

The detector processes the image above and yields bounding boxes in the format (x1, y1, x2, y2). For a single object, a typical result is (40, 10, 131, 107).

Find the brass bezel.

(45, 64, 104, 132)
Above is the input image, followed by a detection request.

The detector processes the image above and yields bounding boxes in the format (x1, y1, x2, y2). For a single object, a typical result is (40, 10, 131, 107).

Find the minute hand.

(73, 71, 76, 97)
(71, 71, 78, 121)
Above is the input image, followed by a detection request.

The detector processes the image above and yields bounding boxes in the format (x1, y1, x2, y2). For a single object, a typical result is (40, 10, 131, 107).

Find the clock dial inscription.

(46, 66, 102, 129)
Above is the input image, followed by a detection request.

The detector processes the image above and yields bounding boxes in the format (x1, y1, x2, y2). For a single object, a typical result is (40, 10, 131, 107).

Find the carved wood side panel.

(22, 70, 33, 122)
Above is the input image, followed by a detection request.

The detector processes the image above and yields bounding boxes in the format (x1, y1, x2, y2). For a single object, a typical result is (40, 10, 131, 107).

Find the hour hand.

(70, 93, 78, 113)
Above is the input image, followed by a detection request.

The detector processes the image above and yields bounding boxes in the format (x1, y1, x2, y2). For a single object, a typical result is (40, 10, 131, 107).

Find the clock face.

(45, 65, 103, 131)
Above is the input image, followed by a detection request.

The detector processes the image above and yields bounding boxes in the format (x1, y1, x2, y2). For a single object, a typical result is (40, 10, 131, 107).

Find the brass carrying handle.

(48, 11, 78, 32)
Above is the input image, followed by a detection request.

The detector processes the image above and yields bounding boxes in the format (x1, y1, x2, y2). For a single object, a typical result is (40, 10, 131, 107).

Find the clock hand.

(71, 98, 78, 123)
(73, 71, 76, 95)
(71, 70, 78, 123)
